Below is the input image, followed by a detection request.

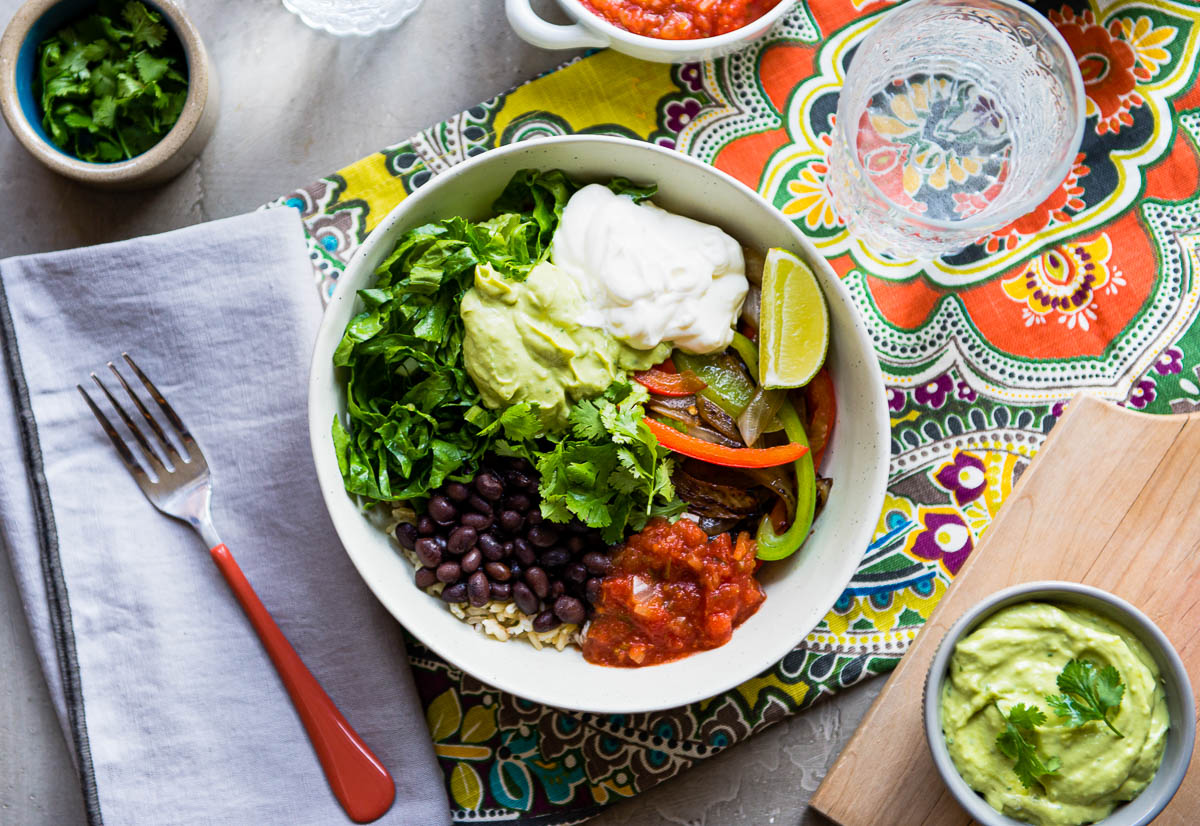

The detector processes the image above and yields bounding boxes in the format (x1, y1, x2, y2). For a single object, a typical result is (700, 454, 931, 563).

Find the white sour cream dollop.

(550, 184, 748, 354)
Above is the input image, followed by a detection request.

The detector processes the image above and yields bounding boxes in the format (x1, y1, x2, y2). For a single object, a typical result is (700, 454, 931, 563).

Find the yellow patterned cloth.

(266, 2, 1200, 821)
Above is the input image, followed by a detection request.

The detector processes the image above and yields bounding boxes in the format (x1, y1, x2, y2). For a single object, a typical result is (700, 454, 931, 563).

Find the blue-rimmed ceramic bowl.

(0, 0, 217, 188)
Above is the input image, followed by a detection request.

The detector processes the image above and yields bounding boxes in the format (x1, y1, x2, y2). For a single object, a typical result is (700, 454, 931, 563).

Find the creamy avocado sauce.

(941, 602, 1168, 826)
(461, 261, 669, 430)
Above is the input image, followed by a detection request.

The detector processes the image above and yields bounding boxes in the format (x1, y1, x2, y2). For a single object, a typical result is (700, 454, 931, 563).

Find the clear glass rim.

(836, 0, 1087, 235)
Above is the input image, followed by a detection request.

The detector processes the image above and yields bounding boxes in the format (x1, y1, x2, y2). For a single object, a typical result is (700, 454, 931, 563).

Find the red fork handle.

(210, 544, 395, 823)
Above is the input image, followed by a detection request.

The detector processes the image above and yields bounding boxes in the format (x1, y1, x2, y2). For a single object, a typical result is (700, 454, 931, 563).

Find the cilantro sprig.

(994, 702, 1061, 791)
(1046, 659, 1125, 738)
(36, 1, 187, 162)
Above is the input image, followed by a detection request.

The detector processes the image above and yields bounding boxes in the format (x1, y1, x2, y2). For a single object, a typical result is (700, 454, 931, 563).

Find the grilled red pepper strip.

(633, 366, 707, 397)
(644, 417, 808, 468)
(803, 368, 836, 468)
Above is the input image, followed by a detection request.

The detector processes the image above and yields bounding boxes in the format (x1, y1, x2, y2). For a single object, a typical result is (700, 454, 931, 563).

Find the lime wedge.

(758, 248, 829, 388)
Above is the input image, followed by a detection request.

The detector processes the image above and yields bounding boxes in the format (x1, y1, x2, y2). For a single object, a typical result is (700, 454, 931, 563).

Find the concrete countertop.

(0, 1, 885, 823)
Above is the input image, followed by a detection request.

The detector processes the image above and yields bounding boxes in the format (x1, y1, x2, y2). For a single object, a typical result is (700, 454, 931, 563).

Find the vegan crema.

(941, 602, 1168, 826)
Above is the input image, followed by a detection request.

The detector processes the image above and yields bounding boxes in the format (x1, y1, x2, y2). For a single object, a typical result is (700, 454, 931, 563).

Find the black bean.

(415, 537, 443, 568)
(461, 512, 492, 531)
(441, 583, 468, 603)
(395, 522, 418, 550)
(490, 582, 512, 601)
(507, 471, 533, 492)
(475, 472, 504, 501)
(417, 515, 437, 536)
(566, 535, 586, 554)
(554, 595, 586, 624)
(524, 566, 550, 598)
(414, 567, 438, 589)
(508, 562, 523, 580)
(509, 457, 531, 473)
(485, 562, 511, 582)
(527, 525, 559, 548)
(526, 509, 543, 526)
(436, 561, 461, 583)
(582, 552, 613, 576)
(478, 533, 503, 559)
(502, 541, 515, 558)
(585, 577, 602, 604)
(564, 562, 587, 584)
(549, 581, 565, 599)
(567, 519, 589, 534)
(447, 526, 477, 555)
(505, 493, 531, 512)
(540, 547, 570, 568)
(445, 482, 470, 502)
(428, 495, 456, 524)
(513, 538, 536, 566)
(513, 582, 539, 615)
(467, 494, 493, 516)
(532, 610, 561, 632)
(468, 571, 490, 607)
(461, 548, 483, 575)
(498, 509, 524, 533)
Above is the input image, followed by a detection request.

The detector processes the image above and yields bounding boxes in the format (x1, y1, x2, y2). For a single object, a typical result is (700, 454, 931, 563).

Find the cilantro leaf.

(994, 702, 1061, 791)
(36, 2, 186, 162)
(1046, 659, 1125, 738)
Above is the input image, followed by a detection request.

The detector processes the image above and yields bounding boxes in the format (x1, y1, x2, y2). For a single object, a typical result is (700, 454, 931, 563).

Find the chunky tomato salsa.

(579, 0, 782, 40)
(582, 518, 765, 666)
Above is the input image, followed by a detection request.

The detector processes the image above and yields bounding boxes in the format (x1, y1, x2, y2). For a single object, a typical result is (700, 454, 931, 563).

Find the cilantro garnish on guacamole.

(36, 1, 188, 162)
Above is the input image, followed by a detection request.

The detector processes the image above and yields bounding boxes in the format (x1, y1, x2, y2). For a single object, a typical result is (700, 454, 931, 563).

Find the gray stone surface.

(0, 1, 885, 823)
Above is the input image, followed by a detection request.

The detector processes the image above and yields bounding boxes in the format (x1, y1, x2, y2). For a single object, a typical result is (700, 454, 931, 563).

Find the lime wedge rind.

(758, 248, 829, 389)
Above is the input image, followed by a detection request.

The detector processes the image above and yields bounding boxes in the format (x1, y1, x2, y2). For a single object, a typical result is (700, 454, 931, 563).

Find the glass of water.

(282, 0, 424, 36)
(825, 0, 1085, 261)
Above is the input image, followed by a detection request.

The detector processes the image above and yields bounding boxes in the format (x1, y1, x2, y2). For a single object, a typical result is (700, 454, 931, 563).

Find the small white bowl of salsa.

(923, 582, 1195, 826)
(504, 0, 796, 64)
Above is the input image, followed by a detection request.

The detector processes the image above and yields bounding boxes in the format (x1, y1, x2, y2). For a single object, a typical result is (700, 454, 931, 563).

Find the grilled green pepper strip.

(673, 350, 755, 418)
(729, 331, 759, 377)
(755, 401, 816, 561)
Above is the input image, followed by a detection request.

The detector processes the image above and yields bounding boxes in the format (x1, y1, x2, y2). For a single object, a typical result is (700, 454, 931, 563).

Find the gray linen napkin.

(0, 208, 451, 826)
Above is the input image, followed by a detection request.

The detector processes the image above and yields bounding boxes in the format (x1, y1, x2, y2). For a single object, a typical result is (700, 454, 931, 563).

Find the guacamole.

(941, 602, 1168, 826)
(461, 262, 669, 430)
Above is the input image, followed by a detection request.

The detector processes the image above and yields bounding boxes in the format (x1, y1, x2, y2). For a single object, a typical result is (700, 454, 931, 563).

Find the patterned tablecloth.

(265, 1, 1200, 822)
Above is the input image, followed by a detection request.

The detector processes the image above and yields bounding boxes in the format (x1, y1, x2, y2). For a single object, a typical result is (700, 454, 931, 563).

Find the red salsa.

(579, 0, 782, 40)
(582, 518, 765, 667)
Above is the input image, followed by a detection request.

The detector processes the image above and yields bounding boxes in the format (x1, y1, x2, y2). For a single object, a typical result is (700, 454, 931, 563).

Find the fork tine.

(90, 372, 167, 476)
(121, 353, 198, 454)
(78, 385, 155, 489)
(107, 360, 183, 466)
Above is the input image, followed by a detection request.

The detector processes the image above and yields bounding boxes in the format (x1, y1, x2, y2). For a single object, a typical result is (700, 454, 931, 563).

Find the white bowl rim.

(922, 580, 1197, 826)
(308, 134, 890, 712)
(554, 0, 797, 51)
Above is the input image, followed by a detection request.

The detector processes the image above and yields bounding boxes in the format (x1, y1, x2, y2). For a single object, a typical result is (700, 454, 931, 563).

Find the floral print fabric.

(265, 1, 1200, 822)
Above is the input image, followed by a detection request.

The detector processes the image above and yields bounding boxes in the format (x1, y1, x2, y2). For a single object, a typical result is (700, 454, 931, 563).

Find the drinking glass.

(282, 0, 424, 36)
(825, 0, 1085, 260)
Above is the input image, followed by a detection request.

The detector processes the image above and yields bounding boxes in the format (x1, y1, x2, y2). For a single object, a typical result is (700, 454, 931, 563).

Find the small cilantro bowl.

(923, 581, 1195, 826)
(0, 0, 216, 188)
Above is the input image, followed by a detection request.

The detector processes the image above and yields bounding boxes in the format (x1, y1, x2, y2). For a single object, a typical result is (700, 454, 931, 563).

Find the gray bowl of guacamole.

(923, 582, 1195, 826)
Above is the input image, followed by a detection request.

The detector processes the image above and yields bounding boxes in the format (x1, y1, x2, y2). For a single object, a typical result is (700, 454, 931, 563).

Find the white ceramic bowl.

(924, 582, 1195, 826)
(308, 135, 889, 713)
(504, 0, 796, 63)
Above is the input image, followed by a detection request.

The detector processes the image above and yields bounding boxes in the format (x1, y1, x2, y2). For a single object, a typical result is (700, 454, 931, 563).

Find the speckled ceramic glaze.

(308, 135, 890, 713)
(924, 581, 1196, 826)
(0, 0, 217, 188)
(504, 0, 796, 64)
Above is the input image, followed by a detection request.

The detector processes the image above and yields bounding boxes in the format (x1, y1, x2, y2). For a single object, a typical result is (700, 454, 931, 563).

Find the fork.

(78, 354, 396, 824)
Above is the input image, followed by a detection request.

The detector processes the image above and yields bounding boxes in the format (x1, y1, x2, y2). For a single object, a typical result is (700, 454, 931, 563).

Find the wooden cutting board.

(811, 394, 1200, 825)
